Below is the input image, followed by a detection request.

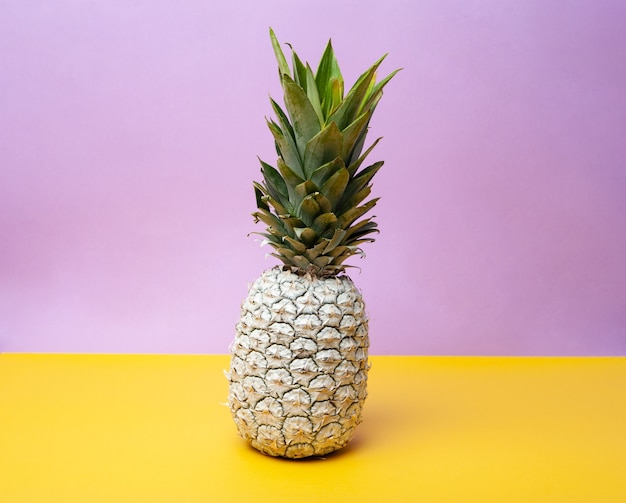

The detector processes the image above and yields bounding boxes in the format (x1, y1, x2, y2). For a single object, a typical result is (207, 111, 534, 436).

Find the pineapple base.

(227, 267, 370, 458)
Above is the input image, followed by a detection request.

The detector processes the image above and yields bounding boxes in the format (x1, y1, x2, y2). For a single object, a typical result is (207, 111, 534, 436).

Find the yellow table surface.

(1, 354, 624, 502)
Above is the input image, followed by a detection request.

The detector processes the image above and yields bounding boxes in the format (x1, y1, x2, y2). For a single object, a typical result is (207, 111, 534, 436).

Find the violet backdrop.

(1, 0, 625, 355)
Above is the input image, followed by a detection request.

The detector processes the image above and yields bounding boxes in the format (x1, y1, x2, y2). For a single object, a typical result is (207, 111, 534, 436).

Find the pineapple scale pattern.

(227, 267, 370, 458)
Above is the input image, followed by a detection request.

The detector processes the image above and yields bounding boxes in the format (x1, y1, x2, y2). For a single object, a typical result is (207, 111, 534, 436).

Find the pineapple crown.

(253, 28, 400, 277)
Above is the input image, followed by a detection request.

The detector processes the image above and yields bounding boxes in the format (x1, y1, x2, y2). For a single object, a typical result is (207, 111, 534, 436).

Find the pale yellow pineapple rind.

(227, 267, 370, 458)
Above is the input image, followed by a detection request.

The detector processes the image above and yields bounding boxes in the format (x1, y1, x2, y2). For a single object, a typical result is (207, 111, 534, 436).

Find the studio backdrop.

(1, 0, 625, 355)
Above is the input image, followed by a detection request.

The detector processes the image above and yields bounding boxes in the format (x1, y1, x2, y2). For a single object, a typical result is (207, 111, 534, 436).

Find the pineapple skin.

(227, 267, 370, 458)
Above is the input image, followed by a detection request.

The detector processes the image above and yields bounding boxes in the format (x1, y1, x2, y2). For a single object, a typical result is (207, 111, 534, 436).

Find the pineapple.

(227, 29, 398, 458)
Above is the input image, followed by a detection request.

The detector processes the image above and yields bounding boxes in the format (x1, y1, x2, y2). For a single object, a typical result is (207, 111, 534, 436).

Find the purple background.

(1, 1, 625, 355)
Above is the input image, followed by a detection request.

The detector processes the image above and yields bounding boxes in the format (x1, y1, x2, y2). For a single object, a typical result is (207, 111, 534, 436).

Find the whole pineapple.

(227, 29, 398, 458)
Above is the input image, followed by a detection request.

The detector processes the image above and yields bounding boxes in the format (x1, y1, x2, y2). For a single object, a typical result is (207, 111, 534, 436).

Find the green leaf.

(253, 208, 285, 230)
(269, 100, 304, 178)
(345, 238, 376, 247)
(312, 212, 338, 236)
(305, 64, 324, 126)
(294, 227, 318, 245)
(266, 118, 302, 179)
(304, 247, 322, 262)
(259, 158, 289, 202)
(339, 161, 383, 210)
(328, 78, 344, 117)
(311, 158, 344, 192)
(331, 247, 358, 265)
(343, 217, 378, 241)
(338, 198, 379, 228)
(271, 253, 292, 266)
(304, 122, 343, 178)
(305, 240, 331, 261)
(312, 256, 333, 269)
(327, 54, 386, 130)
(258, 235, 279, 245)
(282, 75, 321, 155)
(360, 68, 402, 114)
(254, 184, 269, 211)
(338, 185, 372, 214)
(278, 216, 299, 238)
(270, 99, 295, 139)
(277, 157, 305, 206)
(289, 45, 307, 89)
(270, 28, 291, 78)
(275, 247, 298, 261)
(265, 194, 289, 216)
(283, 235, 307, 254)
(326, 244, 350, 259)
(315, 40, 343, 117)
(353, 160, 384, 187)
(279, 215, 304, 228)
(323, 229, 347, 254)
(341, 111, 372, 161)
(266, 116, 282, 137)
(347, 128, 367, 166)
(277, 158, 304, 187)
(294, 179, 318, 207)
(298, 193, 322, 226)
(346, 137, 382, 176)
(292, 254, 311, 268)
(320, 167, 349, 209)
(311, 192, 332, 214)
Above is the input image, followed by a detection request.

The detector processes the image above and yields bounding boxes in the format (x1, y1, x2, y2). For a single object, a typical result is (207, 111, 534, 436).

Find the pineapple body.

(227, 267, 369, 458)
(225, 29, 396, 459)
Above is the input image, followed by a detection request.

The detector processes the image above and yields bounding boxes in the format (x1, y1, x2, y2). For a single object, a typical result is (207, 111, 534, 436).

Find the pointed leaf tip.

(270, 28, 291, 78)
